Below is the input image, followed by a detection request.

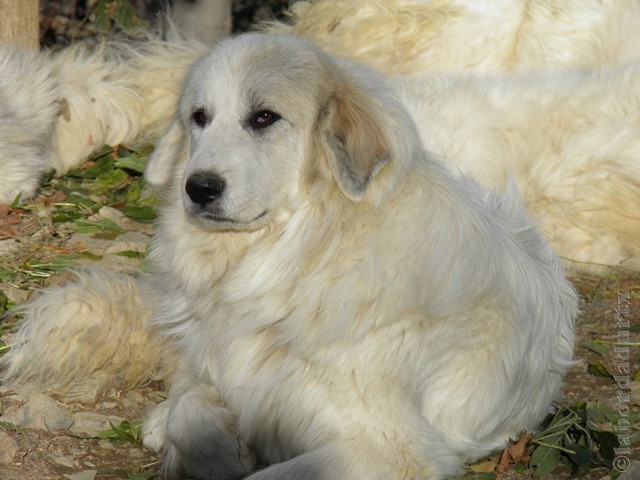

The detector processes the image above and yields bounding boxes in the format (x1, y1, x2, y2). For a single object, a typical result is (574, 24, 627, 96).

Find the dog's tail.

(1, 270, 174, 391)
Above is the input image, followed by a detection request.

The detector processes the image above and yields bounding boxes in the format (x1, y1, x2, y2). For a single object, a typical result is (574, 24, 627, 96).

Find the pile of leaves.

(460, 401, 638, 479)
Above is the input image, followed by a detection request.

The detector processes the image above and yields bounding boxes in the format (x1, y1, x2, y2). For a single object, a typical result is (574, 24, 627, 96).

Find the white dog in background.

(4, 33, 577, 479)
(273, 0, 640, 75)
(0, 33, 201, 203)
(1, 0, 640, 271)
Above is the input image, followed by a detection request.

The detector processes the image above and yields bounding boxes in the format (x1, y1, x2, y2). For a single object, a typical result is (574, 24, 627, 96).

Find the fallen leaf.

(496, 431, 533, 479)
(469, 459, 498, 473)
(587, 359, 614, 379)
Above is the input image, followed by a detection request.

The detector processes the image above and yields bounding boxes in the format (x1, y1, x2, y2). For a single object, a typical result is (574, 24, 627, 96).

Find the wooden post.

(0, 0, 39, 49)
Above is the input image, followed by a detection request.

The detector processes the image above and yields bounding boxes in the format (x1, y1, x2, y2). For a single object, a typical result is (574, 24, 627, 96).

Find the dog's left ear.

(321, 82, 391, 201)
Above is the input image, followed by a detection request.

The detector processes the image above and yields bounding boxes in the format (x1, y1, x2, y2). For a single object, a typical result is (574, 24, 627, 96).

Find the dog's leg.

(144, 377, 255, 480)
(0, 45, 59, 202)
(1, 270, 170, 390)
(246, 449, 331, 480)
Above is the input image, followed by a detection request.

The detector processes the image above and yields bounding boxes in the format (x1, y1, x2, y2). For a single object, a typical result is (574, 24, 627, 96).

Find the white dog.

(5, 33, 577, 479)
(0, 33, 202, 203)
(1, 0, 640, 271)
(397, 68, 640, 271)
(273, 0, 640, 75)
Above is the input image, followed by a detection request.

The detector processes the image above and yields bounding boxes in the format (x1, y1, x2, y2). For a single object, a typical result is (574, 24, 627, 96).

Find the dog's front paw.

(246, 449, 330, 480)
(144, 384, 255, 479)
(142, 400, 172, 454)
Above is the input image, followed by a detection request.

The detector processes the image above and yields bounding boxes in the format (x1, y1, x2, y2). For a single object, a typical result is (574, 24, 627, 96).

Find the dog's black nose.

(185, 172, 226, 206)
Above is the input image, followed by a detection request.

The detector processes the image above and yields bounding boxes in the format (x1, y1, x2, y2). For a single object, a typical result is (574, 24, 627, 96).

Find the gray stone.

(0, 430, 19, 464)
(0, 393, 73, 431)
(69, 411, 125, 436)
(57, 371, 117, 404)
(54, 455, 77, 468)
(120, 389, 148, 411)
(67, 470, 97, 480)
(104, 231, 151, 255)
(619, 460, 640, 480)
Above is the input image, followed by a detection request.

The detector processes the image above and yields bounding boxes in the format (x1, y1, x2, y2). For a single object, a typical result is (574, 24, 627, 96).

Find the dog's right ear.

(144, 120, 187, 187)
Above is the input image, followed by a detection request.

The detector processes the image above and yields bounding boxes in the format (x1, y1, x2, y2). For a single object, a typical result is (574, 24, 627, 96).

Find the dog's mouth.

(188, 209, 270, 231)
(203, 210, 268, 224)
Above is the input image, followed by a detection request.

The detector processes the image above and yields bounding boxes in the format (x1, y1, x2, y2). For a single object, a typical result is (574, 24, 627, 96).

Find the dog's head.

(145, 34, 420, 231)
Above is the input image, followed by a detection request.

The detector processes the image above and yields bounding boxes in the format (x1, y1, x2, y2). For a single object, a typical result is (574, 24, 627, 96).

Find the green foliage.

(0, 291, 13, 315)
(530, 402, 637, 477)
(127, 469, 158, 480)
(93, 0, 147, 32)
(0, 144, 155, 292)
(96, 420, 143, 447)
(54, 145, 157, 227)
(458, 472, 496, 479)
(458, 473, 496, 480)
(587, 358, 614, 379)
(581, 339, 609, 356)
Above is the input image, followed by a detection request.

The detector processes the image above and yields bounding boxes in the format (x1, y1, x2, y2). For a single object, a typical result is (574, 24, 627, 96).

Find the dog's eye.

(250, 110, 281, 130)
(192, 108, 208, 128)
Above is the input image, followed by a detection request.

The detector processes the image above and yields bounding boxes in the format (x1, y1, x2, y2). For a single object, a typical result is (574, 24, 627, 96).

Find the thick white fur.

(3, 33, 577, 478)
(0, 46, 59, 202)
(271, 0, 640, 74)
(3, 270, 175, 387)
(396, 67, 640, 271)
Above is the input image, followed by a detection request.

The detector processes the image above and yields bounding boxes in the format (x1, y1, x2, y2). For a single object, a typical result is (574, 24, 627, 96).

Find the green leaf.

(537, 408, 575, 437)
(73, 219, 124, 236)
(530, 444, 561, 477)
(79, 251, 103, 261)
(565, 443, 593, 468)
(114, 250, 144, 259)
(586, 402, 609, 424)
(0, 292, 15, 315)
(587, 359, 614, 379)
(94, 0, 147, 32)
(0, 421, 20, 432)
(127, 469, 157, 480)
(114, 154, 148, 174)
(459, 472, 497, 480)
(581, 340, 609, 356)
(119, 205, 156, 222)
(592, 430, 618, 462)
(90, 144, 116, 160)
(67, 156, 114, 179)
(96, 420, 143, 447)
(92, 169, 130, 194)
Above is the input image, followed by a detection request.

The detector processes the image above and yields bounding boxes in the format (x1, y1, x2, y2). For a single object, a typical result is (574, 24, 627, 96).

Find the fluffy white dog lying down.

(0, 34, 201, 203)
(1, 0, 640, 271)
(274, 0, 640, 75)
(4, 34, 577, 479)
